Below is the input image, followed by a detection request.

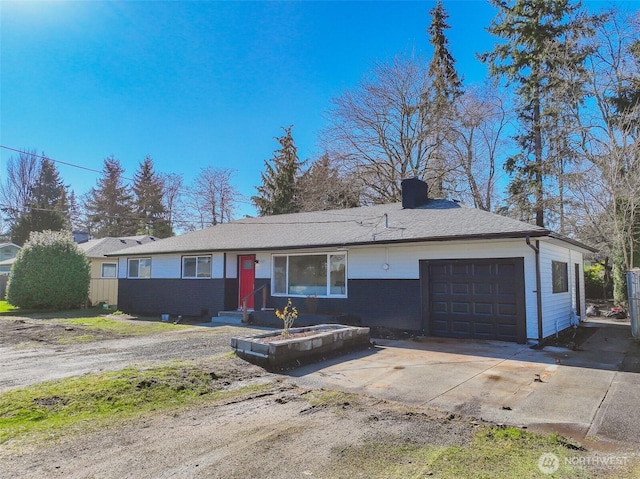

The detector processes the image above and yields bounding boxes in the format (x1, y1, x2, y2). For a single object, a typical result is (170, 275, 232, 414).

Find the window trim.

(101, 262, 118, 278)
(271, 252, 347, 298)
(552, 260, 569, 293)
(127, 257, 151, 279)
(181, 255, 212, 279)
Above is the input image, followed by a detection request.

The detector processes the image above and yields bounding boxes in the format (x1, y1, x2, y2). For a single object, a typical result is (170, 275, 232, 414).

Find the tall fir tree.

(481, 0, 593, 228)
(252, 126, 302, 216)
(11, 158, 68, 245)
(423, 0, 463, 196)
(297, 155, 360, 212)
(84, 157, 136, 238)
(66, 190, 84, 232)
(133, 156, 172, 238)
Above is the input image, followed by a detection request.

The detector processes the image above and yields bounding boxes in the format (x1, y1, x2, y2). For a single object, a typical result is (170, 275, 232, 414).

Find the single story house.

(108, 179, 594, 344)
(0, 242, 21, 275)
(78, 235, 157, 307)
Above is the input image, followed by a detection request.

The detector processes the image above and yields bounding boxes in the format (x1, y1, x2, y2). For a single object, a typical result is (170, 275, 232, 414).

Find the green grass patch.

(330, 426, 627, 479)
(54, 315, 191, 336)
(0, 361, 270, 447)
(0, 301, 17, 313)
(304, 389, 361, 408)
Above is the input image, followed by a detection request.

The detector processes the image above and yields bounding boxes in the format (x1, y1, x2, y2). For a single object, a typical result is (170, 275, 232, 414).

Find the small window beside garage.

(128, 258, 151, 279)
(552, 261, 568, 293)
(101, 262, 117, 278)
(182, 256, 212, 278)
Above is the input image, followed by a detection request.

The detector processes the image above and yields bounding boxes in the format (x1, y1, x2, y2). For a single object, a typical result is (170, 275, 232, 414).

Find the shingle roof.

(106, 200, 565, 257)
(78, 235, 156, 258)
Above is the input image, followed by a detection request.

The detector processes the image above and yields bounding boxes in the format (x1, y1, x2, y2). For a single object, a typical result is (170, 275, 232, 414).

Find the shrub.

(7, 230, 90, 309)
(584, 263, 613, 300)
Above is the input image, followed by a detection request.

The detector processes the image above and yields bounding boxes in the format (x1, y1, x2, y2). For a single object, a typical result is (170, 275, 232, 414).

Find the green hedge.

(7, 231, 90, 309)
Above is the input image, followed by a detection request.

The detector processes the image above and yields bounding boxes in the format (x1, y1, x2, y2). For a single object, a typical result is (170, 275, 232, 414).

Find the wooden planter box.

(231, 324, 370, 369)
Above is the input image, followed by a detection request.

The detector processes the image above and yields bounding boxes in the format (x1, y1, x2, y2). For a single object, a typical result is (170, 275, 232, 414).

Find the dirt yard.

(0, 315, 634, 478)
(0, 316, 477, 479)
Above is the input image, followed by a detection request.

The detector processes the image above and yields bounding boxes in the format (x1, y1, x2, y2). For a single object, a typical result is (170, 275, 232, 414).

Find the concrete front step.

(218, 310, 244, 318)
(212, 315, 244, 325)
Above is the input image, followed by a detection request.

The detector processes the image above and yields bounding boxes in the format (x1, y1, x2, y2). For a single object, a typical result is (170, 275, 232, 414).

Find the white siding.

(348, 239, 539, 340)
(149, 255, 181, 278)
(255, 252, 271, 279)
(539, 241, 584, 338)
(118, 257, 127, 279)
(226, 254, 237, 279)
(119, 253, 225, 279)
(212, 253, 225, 278)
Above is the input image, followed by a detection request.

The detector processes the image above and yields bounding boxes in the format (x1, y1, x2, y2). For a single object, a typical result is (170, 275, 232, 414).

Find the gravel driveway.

(0, 317, 267, 393)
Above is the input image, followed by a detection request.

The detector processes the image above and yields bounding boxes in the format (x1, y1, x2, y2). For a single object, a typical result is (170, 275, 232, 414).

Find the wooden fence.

(0, 275, 8, 300)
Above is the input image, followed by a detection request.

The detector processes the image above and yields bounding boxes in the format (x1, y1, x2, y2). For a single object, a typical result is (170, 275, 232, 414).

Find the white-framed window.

(272, 252, 347, 298)
(552, 260, 568, 293)
(128, 258, 151, 279)
(101, 262, 117, 278)
(182, 255, 212, 278)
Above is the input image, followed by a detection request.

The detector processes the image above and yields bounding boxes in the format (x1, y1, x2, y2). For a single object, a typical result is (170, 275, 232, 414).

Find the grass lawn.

(54, 314, 192, 337)
(0, 359, 269, 447)
(0, 301, 17, 313)
(331, 426, 638, 479)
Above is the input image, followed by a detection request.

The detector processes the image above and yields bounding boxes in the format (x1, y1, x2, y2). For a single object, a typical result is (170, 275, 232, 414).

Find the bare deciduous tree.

(323, 55, 455, 204)
(188, 167, 239, 229)
(0, 149, 40, 228)
(160, 172, 187, 234)
(448, 86, 511, 211)
(574, 8, 640, 303)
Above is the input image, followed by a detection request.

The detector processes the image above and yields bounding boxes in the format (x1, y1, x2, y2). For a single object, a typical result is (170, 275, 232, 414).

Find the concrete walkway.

(288, 319, 640, 449)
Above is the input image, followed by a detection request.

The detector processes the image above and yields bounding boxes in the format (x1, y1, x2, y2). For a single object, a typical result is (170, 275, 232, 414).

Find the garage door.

(420, 258, 526, 343)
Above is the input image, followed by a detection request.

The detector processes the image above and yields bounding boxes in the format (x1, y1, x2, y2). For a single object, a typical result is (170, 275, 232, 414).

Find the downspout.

(526, 236, 543, 344)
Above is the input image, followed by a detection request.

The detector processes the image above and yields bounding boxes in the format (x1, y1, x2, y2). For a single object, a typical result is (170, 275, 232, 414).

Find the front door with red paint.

(238, 255, 256, 310)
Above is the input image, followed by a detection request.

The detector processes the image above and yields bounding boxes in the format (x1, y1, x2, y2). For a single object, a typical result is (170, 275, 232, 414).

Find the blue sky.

(0, 0, 621, 218)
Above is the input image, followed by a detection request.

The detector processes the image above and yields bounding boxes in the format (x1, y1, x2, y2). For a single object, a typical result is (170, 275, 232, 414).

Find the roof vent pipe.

(401, 178, 429, 209)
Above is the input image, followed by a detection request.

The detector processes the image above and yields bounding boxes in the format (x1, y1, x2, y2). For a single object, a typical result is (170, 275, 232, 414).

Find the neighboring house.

(0, 243, 21, 275)
(78, 235, 157, 307)
(108, 179, 594, 344)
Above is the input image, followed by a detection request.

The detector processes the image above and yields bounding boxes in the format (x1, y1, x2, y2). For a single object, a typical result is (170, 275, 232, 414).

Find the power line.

(0, 202, 385, 229)
(0, 145, 256, 206)
(0, 145, 109, 177)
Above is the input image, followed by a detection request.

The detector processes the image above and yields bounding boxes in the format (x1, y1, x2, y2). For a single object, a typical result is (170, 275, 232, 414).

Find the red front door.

(238, 255, 256, 310)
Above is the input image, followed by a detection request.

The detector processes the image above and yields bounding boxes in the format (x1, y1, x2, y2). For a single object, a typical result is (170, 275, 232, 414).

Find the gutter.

(105, 231, 551, 257)
(526, 236, 543, 344)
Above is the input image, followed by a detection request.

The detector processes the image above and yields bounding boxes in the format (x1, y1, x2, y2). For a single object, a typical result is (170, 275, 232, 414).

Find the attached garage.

(420, 258, 527, 343)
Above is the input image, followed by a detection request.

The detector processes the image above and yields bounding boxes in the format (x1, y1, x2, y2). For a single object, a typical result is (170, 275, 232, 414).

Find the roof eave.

(546, 233, 598, 253)
(106, 230, 551, 256)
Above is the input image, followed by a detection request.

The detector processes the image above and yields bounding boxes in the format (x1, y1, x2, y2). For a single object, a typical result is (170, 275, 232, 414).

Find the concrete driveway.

(288, 319, 640, 449)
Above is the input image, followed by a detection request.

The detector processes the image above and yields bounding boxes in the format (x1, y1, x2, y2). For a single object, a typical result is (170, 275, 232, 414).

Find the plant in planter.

(275, 298, 298, 336)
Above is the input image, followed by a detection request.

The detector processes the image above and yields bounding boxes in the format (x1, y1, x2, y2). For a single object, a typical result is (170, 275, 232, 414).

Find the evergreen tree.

(423, 1, 463, 197)
(133, 156, 171, 238)
(84, 157, 136, 238)
(297, 155, 360, 212)
(481, 0, 593, 228)
(66, 190, 84, 233)
(10, 158, 68, 245)
(252, 126, 302, 216)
